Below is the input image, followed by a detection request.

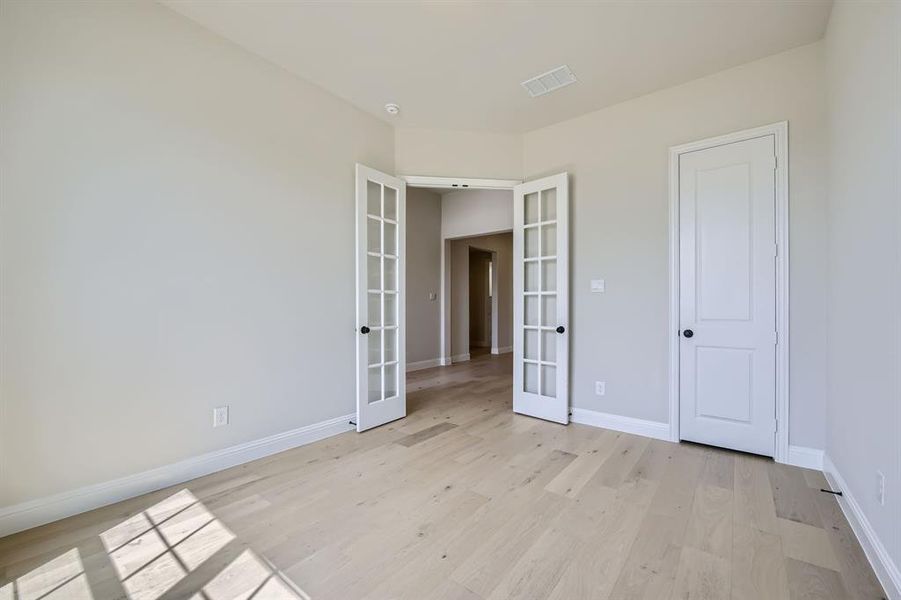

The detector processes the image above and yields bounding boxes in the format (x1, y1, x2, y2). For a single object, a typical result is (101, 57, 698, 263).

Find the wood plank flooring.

(0, 353, 885, 599)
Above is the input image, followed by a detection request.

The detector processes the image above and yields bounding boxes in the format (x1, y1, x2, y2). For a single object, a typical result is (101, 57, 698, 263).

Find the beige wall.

(395, 128, 522, 180)
(442, 189, 514, 240)
(524, 42, 828, 448)
(824, 0, 901, 577)
(0, 0, 394, 507)
(451, 233, 513, 358)
(405, 188, 442, 364)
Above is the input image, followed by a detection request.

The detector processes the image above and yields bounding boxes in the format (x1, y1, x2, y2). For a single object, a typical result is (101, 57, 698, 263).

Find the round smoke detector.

(384, 103, 400, 115)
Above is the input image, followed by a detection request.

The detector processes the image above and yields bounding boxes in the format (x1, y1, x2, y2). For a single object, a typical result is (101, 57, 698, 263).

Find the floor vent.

(521, 65, 577, 98)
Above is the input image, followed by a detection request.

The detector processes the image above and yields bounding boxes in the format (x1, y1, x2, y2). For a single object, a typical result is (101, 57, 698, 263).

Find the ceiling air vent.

(521, 65, 577, 98)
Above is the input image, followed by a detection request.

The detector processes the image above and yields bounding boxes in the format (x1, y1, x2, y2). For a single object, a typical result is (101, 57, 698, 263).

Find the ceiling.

(161, 1, 833, 133)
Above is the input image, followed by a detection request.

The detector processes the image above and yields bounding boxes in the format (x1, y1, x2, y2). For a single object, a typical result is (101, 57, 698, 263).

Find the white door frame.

(402, 175, 521, 367)
(668, 121, 790, 463)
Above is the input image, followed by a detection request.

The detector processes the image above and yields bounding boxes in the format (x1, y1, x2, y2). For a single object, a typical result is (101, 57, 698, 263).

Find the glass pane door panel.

(384, 364, 398, 398)
(367, 181, 381, 217)
(384, 329, 397, 363)
(384, 187, 397, 221)
(367, 255, 381, 289)
(524, 193, 540, 224)
(541, 331, 556, 362)
(384, 258, 397, 291)
(541, 366, 556, 397)
(524, 363, 538, 394)
(541, 260, 556, 291)
(384, 293, 397, 326)
(368, 329, 382, 366)
(541, 188, 556, 221)
(541, 224, 557, 256)
(384, 221, 397, 255)
(541, 296, 557, 327)
(368, 366, 382, 403)
(525, 228, 540, 258)
(367, 218, 381, 253)
(524, 329, 538, 360)
(368, 293, 381, 327)
(524, 296, 539, 326)
(525, 262, 539, 292)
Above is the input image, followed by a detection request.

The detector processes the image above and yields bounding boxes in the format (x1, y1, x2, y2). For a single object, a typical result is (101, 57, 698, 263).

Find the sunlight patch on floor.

(4, 489, 310, 599)
(2, 548, 91, 600)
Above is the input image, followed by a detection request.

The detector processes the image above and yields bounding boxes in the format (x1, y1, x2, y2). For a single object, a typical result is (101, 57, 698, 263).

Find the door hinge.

(774, 419, 779, 432)
(769, 156, 778, 170)
(774, 243, 779, 258)
(773, 331, 779, 345)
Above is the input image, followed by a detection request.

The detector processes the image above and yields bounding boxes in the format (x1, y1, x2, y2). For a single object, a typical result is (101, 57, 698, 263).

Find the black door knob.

(683, 329, 694, 338)
(556, 326, 565, 334)
(360, 326, 370, 334)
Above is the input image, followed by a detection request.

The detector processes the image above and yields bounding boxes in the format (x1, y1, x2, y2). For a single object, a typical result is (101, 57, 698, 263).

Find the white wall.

(405, 187, 442, 364)
(0, 0, 394, 507)
(442, 189, 514, 240)
(523, 42, 828, 448)
(395, 128, 522, 180)
(824, 0, 901, 587)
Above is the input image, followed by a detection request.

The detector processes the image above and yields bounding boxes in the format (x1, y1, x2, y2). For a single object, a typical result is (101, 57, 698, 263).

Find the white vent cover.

(521, 65, 577, 98)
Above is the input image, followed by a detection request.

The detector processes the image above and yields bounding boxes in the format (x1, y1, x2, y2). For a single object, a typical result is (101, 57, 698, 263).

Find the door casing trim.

(667, 121, 790, 463)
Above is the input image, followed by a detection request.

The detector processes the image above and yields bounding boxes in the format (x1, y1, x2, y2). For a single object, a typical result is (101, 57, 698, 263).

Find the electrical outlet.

(213, 406, 229, 428)
(590, 279, 606, 293)
(595, 381, 606, 396)
(877, 470, 885, 506)
(429, 292, 437, 301)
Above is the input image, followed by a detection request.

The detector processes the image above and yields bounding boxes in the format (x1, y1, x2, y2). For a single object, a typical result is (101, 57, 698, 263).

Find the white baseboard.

(491, 346, 513, 355)
(823, 454, 900, 600)
(406, 358, 442, 372)
(451, 353, 471, 363)
(0, 413, 355, 539)
(786, 445, 824, 470)
(570, 408, 671, 441)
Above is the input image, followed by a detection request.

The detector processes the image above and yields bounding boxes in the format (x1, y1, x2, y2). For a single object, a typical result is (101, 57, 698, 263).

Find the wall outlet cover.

(590, 279, 606, 293)
(213, 406, 229, 428)
(595, 381, 606, 396)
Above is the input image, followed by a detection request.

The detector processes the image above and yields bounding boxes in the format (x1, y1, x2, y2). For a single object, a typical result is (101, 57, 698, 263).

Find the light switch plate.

(591, 279, 606, 293)
(429, 292, 437, 301)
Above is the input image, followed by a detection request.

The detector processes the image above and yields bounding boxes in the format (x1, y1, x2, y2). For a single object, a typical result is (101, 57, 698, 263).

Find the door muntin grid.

(522, 188, 557, 399)
(366, 180, 400, 404)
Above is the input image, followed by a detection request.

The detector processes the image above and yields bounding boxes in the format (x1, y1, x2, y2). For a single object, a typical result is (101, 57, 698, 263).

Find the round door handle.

(360, 326, 370, 334)
(556, 326, 565, 334)
(683, 329, 694, 338)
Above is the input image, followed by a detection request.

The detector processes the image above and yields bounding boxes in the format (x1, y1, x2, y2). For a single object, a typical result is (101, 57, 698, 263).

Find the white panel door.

(513, 173, 569, 424)
(356, 164, 406, 432)
(679, 136, 776, 456)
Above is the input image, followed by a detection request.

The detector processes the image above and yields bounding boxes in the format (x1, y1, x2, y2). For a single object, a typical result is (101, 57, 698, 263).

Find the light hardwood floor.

(0, 353, 885, 599)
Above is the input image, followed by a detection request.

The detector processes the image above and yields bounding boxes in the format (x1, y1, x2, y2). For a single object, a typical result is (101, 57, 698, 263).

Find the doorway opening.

(355, 169, 569, 431)
(404, 183, 515, 405)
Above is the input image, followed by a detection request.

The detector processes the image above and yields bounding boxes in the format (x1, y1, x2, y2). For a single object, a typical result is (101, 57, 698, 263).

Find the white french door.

(678, 136, 777, 456)
(513, 173, 569, 424)
(355, 164, 406, 432)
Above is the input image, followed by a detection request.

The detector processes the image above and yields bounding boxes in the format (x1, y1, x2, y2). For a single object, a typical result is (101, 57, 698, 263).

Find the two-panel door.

(679, 136, 777, 456)
(355, 165, 406, 432)
(513, 173, 570, 424)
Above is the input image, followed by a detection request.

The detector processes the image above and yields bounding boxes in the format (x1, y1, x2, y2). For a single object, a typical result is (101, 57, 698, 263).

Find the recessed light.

(384, 103, 400, 115)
